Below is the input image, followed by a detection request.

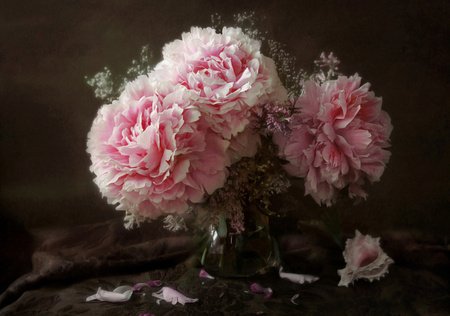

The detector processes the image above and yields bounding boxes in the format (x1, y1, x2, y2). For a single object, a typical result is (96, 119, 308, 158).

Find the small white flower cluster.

(232, 11, 266, 42)
(86, 45, 154, 102)
(163, 215, 188, 232)
(85, 67, 115, 102)
(267, 39, 304, 97)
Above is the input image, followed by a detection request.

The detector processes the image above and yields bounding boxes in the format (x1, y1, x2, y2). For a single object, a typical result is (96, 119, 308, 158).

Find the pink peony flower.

(226, 128, 261, 164)
(87, 76, 230, 226)
(153, 26, 287, 163)
(338, 230, 394, 287)
(274, 74, 393, 206)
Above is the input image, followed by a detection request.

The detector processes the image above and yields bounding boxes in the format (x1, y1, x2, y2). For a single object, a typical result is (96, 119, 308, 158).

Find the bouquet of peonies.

(86, 14, 393, 235)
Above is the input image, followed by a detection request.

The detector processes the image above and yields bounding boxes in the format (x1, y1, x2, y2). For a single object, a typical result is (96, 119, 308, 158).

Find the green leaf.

(218, 213, 228, 238)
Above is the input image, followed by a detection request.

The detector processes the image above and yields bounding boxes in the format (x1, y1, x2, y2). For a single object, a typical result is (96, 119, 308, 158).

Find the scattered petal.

(251, 283, 273, 299)
(86, 286, 133, 302)
(257, 312, 265, 315)
(133, 283, 149, 291)
(291, 294, 299, 305)
(199, 269, 215, 279)
(152, 287, 198, 305)
(279, 267, 319, 284)
(148, 280, 163, 287)
(138, 314, 155, 316)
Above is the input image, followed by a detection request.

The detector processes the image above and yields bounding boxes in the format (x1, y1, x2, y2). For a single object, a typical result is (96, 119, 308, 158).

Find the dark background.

(1, 0, 449, 237)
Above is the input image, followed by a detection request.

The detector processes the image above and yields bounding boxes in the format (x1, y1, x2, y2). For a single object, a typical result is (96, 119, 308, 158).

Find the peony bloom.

(153, 26, 287, 162)
(338, 230, 394, 287)
(87, 75, 230, 226)
(274, 74, 393, 206)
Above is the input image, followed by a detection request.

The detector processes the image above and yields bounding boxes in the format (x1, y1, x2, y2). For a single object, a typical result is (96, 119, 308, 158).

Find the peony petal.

(152, 287, 198, 305)
(133, 283, 149, 291)
(291, 294, 300, 305)
(86, 286, 134, 302)
(279, 267, 319, 284)
(251, 283, 273, 299)
(199, 269, 215, 279)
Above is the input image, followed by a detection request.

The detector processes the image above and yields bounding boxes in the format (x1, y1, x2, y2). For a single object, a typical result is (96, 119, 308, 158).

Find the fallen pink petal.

(291, 294, 299, 305)
(138, 314, 155, 316)
(251, 283, 273, 299)
(152, 287, 199, 305)
(147, 280, 163, 287)
(133, 283, 149, 291)
(86, 286, 134, 302)
(199, 269, 215, 279)
(279, 267, 319, 284)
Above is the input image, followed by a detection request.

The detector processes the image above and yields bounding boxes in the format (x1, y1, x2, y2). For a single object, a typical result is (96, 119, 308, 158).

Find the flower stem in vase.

(201, 204, 280, 278)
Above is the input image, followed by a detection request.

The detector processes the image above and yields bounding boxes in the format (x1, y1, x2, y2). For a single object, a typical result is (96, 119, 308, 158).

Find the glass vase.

(201, 204, 280, 278)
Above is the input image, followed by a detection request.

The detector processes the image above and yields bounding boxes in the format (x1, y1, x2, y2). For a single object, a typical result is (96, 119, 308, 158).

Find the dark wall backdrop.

(1, 0, 449, 236)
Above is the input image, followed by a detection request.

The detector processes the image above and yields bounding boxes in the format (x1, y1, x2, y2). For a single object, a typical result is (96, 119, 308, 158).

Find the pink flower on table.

(274, 74, 393, 206)
(338, 230, 394, 287)
(154, 26, 287, 144)
(87, 76, 230, 226)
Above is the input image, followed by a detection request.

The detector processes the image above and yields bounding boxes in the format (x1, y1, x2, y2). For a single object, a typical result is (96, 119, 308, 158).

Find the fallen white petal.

(86, 286, 134, 302)
(152, 287, 198, 306)
(199, 269, 215, 279)
(279, 267, 319, 284)
(291, 293, 299, 305)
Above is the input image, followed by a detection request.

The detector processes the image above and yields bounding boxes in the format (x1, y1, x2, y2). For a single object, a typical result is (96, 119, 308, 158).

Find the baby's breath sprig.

(86, 45, 154, 102)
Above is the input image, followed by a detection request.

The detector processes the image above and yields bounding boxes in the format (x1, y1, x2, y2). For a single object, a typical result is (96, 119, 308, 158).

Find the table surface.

(1, 218, 449, 316)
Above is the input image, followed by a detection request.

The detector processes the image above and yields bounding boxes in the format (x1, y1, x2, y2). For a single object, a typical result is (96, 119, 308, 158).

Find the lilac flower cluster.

(313, 52, 342, 83)
(198, 136, 290, 233)
(252, 100, 295, 136)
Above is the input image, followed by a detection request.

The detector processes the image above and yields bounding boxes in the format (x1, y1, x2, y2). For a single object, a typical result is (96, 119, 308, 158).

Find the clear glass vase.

(201, 204, 280, 278)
